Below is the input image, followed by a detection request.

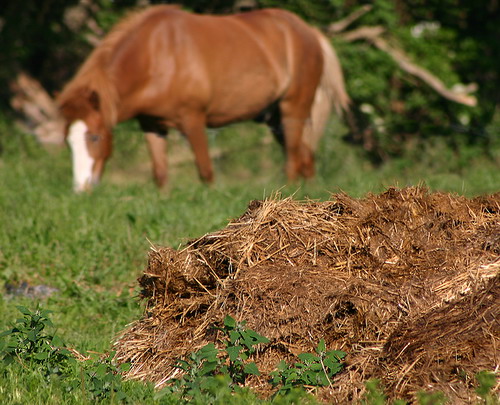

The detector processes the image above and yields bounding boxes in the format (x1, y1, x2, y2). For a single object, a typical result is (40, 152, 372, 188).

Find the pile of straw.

(114, 187, 499, 402)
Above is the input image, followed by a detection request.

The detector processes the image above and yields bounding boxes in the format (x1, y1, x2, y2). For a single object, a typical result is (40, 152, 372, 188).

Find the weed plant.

(270, 339, 345, 396)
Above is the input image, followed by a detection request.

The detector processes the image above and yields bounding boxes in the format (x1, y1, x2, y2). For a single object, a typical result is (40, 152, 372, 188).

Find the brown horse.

(57, 5, 349, 192)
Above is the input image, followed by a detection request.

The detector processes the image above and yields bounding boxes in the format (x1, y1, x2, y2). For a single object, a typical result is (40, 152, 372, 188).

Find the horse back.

(80, 6, 324, 128)
(235, 9, 324, 105)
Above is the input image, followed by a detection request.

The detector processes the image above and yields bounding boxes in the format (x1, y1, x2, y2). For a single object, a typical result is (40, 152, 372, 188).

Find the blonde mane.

(57, 5, 180, 127)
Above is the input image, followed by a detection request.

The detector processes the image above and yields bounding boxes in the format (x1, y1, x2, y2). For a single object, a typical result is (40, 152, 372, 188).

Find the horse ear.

(58, 87, 99, 119)
(89, 90, 100, 111)
(58, 98, 77, 119)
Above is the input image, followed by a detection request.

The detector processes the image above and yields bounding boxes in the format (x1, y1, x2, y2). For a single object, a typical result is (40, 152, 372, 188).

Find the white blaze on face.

(67, 120, 95, 192)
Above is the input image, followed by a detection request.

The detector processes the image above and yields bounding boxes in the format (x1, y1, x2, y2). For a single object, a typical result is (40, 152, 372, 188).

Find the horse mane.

(57, 5, 181, 127)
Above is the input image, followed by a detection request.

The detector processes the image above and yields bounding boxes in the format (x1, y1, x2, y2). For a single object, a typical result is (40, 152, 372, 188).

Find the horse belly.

(203, 61, 285, 126)
(205, 89, 277, 127)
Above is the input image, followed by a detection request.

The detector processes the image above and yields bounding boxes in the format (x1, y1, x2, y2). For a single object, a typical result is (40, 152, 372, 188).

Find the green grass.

(0, 115, 499, 403)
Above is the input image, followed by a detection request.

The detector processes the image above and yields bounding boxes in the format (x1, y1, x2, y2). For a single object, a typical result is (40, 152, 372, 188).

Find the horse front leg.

(179, 114, 214, 183)
(145, 132, 168, 187)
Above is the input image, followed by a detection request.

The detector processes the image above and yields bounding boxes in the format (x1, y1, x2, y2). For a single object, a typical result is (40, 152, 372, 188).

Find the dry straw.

(114, 186, 499, 403)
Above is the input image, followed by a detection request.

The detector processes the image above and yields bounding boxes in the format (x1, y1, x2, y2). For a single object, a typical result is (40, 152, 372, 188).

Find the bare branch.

(10, 72, 65, 144)
(337, 27, 477, 107)
(327, 5, 373, 34)
(10, 72, 59, 119)
(339, 25, 385, 42)
(85, 17, 104, 46)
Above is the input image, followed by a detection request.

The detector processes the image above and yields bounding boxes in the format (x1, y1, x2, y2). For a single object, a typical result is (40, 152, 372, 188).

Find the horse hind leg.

(279, 100, 315, 180)
(299, 120, 315, 178)
(269, 116, 314, 179)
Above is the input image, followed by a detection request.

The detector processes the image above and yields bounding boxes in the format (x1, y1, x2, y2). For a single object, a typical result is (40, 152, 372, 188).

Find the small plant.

(416, 390, 447, 405)
(0, 306, 133, 403)
(160, 343, 222, 401)
(475, 371, 498, 405)
(216, 314, 270, 385)
(361, 379, 407, 405)
(361, 379, 388, 405)
(0, 305, 76, 376)
(74, 351, 131, 402)
(158, 315, 269, 402)
(269, 339, 346, 396)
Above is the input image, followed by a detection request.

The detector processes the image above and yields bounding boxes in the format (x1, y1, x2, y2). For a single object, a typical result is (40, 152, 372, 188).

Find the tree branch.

(9, 72, 65, 144)
(327, 5, 373, 34)
(337, 26, 477, 107)
(339, 25, 385, 42)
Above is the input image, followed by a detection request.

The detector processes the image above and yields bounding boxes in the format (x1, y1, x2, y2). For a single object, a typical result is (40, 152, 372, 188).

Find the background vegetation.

(1, 0, 499, 159)
(0, 0, 499, 403)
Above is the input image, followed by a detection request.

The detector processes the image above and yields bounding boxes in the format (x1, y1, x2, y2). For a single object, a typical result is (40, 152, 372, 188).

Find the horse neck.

(61, 46, 119, 129)
(93, 74, 119, 128)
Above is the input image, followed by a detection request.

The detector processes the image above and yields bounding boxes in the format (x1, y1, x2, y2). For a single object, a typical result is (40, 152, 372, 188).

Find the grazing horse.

(57, 5, 349, 192)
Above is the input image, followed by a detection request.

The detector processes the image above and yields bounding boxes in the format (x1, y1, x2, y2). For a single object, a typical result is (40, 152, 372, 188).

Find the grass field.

(0, 116, 499, 403)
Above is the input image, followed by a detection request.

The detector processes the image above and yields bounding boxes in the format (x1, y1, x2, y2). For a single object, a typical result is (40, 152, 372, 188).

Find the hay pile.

(114, 187, 499, 403)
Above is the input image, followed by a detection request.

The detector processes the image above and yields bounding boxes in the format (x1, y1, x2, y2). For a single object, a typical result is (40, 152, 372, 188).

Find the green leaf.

(40, 309, 53, 319)
(297, 353, 316, 363)
(316, 372, 329, 386)
(198, 343, 217, 358)
(476, 371, 496, 397)
(0, 329, 13, 338)
(226, 345, 242, 362)
(308, 363, 323, 372)
(316, 339, 326, 354)
(324, 358, 342, 374)
(229, 330, 240, 345)
(34, 352, 49, 360)
(276, 360, 288, 371)
(58, 348, 72, 357)
(27, 330, 37, 342)
(327, 349, 346, 360)
(219, 364, 229, 375)
(174, 359, 190, 371)
(2, 355, 14, 366)
(246, 329, 270, 344)
(115, 390, 128, 401)
(16, 306, 31, 316)
(223, 315, 236, 329)
(302, 370, 316, 385)
(105, 351, 116, 362)
(95, 363, 108, 378)
(199, 360, 218, 376)
(51, 335, 64, 348)
(241, 336, 255, 351)
(243, 362, 260, 376)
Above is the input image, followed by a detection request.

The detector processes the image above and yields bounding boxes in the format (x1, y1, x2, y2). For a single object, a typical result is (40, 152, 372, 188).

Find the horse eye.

(87, 133, 100, 143)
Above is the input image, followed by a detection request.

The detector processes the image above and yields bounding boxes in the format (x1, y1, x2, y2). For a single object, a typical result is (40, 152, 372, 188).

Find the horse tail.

(305, 30, 350, 151)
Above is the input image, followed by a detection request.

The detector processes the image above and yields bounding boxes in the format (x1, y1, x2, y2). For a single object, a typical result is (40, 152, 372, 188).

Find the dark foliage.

(0, 0, 498, 158)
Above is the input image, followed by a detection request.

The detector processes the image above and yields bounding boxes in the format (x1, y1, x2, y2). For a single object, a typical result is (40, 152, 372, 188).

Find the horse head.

(59, 87, 112, 192)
